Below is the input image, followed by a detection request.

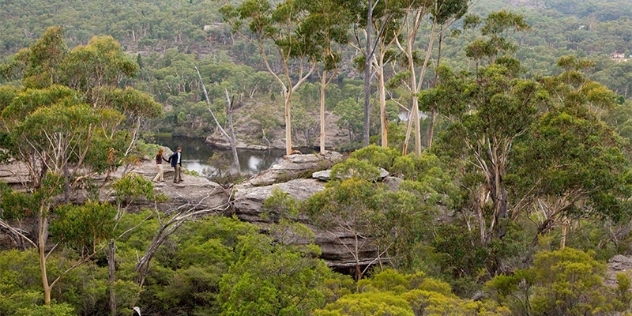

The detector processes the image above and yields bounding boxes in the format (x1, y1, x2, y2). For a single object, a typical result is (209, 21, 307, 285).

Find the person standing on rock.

(152, 148, 167, 182)
(168, 146, 183, 183)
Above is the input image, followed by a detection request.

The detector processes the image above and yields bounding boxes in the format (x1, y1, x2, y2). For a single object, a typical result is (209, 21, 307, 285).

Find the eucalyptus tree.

(197, 66, 241, 173)
(424, 0, 471, 149)
(0, 174, 118, 307)
(343, 0, 395, 147)
(390, 0, 469, 156)
(461, 10, 530, 74)
(486, 248, 621, 315)
(0, 27, 161, 192)
(221, 0, 319, 155)
(425, 61, 546, 243)
(419, 11, 532, 243)
(510, 56, 632, 246)
(299, 0, 351, 154)
(347, 0, 468, 151)
(362, 0, 377, 147)
(368, 0, 403, 149)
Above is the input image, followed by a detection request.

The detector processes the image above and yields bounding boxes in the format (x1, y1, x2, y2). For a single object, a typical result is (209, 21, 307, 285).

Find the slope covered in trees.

(2, 0, 632, 315)
(1, 0, 632, 145)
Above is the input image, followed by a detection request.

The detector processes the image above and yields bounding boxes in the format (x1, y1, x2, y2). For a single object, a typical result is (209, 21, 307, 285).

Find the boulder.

(0, 161, 32, 189)
(246, 152, 343, 186)
(605, 255, 632, 287)
(312, 170, 331, 181)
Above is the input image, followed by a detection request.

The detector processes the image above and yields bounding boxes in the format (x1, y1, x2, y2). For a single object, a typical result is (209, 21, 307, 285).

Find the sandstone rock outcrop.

(243, 151, 343, 186)
(0, 151, 381, 270)
(233, 177, 379, 268)
(606, 255, 632, 287)
(231, 152, 379, 268)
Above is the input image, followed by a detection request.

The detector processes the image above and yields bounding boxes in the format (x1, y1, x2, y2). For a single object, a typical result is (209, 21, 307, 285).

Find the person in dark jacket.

(168, 146, 183, 183)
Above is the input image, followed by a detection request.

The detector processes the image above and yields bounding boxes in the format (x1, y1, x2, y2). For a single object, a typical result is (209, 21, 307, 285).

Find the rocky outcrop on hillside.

(231, 152, 380, 268)
(232, 177, 379, 268)
(240, 151, 344, 186)
(110, 160, 230, 213)
(0, 151, 380, 270)
(0, 161, 32, 189)
(606, 255, 632, 287)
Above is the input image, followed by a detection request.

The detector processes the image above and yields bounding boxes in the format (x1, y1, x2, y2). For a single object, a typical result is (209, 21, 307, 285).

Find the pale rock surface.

(245, 151, 343, 186)
(606, 255, 632, 287)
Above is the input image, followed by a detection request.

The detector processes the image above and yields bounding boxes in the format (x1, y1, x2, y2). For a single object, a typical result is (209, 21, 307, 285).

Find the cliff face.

(230, 152, 381, 269)
(0, 152, 382, 270)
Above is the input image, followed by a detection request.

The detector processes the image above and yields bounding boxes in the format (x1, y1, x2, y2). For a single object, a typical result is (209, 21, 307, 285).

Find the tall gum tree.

(299, 0, 351, 155)
(221, 0, 318, 155)
(429, 64, 543, 243)
(0, 174, 118, 307)
(420, 11, 531, 243)
(393, 0, 469, 156)
(346, 0, 398, 148)
(510, 56, 632, 247)
(369, 0, 403, 149)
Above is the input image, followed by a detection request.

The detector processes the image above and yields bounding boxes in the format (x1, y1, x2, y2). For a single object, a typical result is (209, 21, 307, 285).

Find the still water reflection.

(155, 137, 312, 176)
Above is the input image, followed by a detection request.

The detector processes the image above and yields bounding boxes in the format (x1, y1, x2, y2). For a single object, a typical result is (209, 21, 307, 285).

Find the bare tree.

(196, 66, 241, 173)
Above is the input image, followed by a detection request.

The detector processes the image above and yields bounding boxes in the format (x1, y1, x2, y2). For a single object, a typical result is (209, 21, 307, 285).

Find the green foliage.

(218, 233, 331, 315)
(183, 169, 200, 176)
(1, 84, 76, 124)
(316, 292, 414, 316)
(264, 187, 299, 219)
(318, 269, 510, 316)
(134, 216, 327, 315)
(100, 87, 163, 119)
(510, 66, 632, 226)
(112, 172, 155, 204)
(333, 97, 363, 142)
(0, 250, 44, 314)
(0, 248, 107, 315)
(14, 303, 75, 316)
(486, 248, 620, 316)
(19, 26, 67, 89)
(0, 172, 63, 218)
(615, 273, 632, 311)
(50, 202, 117, 252)
(391, 152, 450, 184)
(371, 188, 439, 272)
(331, 158, 381, 182)
(0, 188, 40, 220)
(349, 144, 400, 170)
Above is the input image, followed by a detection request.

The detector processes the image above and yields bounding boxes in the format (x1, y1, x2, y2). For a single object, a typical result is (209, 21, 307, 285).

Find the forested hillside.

(2, 0, 632, 143)
(3, 0, 632, 315)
